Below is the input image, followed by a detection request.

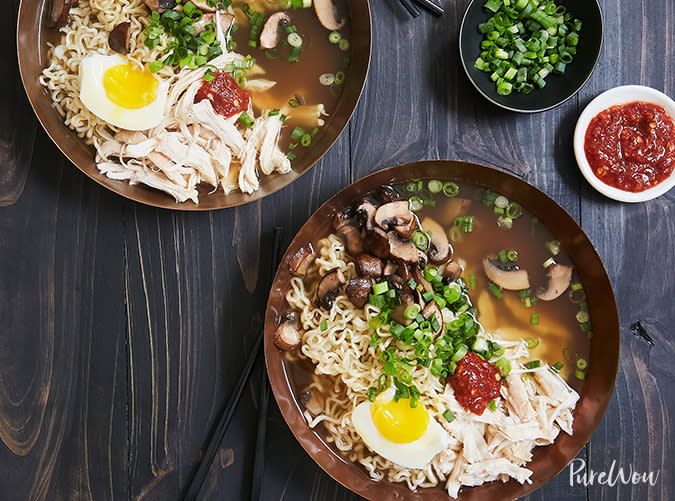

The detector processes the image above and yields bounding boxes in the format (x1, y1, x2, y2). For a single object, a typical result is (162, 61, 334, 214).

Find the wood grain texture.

(1, 0, 674, 499)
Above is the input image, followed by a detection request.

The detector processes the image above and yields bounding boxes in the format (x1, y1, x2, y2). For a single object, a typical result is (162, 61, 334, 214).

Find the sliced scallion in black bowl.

(459, 0, 603, 113)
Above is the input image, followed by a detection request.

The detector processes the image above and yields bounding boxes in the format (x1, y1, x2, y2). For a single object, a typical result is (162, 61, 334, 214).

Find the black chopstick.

(411, 0, 444, 16)
(249, 348, 270, 501)
(398, 0, 421, 18)
(182, 227, 285, 501)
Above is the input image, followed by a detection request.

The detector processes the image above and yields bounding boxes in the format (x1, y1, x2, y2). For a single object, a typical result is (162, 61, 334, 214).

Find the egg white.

(351, 388, 450, 469)
(79, 54, 169, 131)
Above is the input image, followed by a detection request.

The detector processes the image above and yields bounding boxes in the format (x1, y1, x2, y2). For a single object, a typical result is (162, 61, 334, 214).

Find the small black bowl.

(459, 0, 603, 113)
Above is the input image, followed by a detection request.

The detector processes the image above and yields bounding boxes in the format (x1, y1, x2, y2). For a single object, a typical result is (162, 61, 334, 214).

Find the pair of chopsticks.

(183, 226, 285, 501)
(399, 0, 444, 18)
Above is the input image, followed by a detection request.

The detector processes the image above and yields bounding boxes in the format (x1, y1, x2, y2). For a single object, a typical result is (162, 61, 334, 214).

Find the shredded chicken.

(94, 53, 301, 204)
(429, 338, 579, 498)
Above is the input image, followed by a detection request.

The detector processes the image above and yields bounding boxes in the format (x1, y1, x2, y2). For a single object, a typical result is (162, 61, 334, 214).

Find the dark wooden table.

(2, 0, 673, 499)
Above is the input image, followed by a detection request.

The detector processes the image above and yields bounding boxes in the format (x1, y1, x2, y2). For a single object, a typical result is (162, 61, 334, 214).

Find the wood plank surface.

(0, 0, 673, 499)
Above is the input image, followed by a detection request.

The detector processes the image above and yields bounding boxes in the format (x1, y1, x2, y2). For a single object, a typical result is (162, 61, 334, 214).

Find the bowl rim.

(573, 85, 675, 202)
(264, 160, 620, 501)
(16, 0, 372, 211)
(458, 0, 604, 114)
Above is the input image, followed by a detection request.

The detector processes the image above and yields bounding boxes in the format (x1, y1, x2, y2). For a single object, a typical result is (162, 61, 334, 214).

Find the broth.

(231, 0, 351, 156)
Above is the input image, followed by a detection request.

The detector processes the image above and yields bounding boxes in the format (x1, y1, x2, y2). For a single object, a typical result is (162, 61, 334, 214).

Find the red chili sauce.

(584, 101, 675, 192)
(449, 352, 502, 415)
(194, 72, 251, 119)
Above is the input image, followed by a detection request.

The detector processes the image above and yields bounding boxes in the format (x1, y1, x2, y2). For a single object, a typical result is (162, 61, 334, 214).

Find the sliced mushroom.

(47, 0, 72, 28)
(363, 227, 390, 259)
(417, 249, 429, 269)
(375, 201, 414, 231)
(387, 231, 419, 264)
(143, 0, 176, 12)
(260, 12, 291, 49)
(316, 267, 346, 309)
(289, 243, 315, 277)
(421, 217, 450, 263)
(383, 260, 398, 276)
(191, 0, 217, 12)
(313, 0, 345, 31)
(412, 267, 433, 293)
(355, 199, 377, 231)
(301, 389, 325, 416)
(397, 262, 413, 284)
(338, 224, 363, 256)
(333, 206, 354, 231)
(390, 293, 415, 326)
(377, 185, 400, 203)
(422, 302, 443, 337)
(109, 22, 131, 54)
(345, 277, 372, 309)
(395, 216, 417, 239)
(443, 261, 463, 283)
(357, 254, 382, 278)
(535, 264, 573, 301)
(482, 254, 530, 291)
(273, 314, 302, 351)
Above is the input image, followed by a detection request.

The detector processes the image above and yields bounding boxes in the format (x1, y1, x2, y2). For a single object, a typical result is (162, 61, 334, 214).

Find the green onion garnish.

(526, 360, 541, 369)
(443, 409, 455, 422)
(551, 361, 564, 373)
(530, 313, 540, 325)
(525, 337, 539, 350)
(495, 357, 511, 377)
(372, 282, 389, 295)
(238, 112, 254, 128)
(320, 320, 328, 331)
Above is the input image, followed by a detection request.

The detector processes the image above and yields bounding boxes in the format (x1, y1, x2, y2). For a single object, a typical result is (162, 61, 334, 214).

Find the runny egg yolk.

(103, 64, 159, 110)
(370, 398, 429, 443)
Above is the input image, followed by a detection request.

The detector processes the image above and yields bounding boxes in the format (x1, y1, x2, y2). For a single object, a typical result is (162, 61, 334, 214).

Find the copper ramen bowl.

(16, 0, 371, 210)
(264, 160, 619, 500)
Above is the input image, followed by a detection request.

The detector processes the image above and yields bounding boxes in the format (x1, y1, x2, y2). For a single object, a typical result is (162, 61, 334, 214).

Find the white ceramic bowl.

(573, 85, 675, 202)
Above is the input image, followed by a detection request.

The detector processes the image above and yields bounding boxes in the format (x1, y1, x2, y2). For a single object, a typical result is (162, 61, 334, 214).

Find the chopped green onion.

(443, 409, 455, 422)
(487, 399, 497, 411)
(409, 196, 424, 212)
(328, 31, 341, 43)
(576, 310, 590, 323)
(526, 360, 541, 369)
(411, 231, 430, 251)
(238, 112, 254, 128)
(543, 257, 556, 268)
(427, 180, 443, 193)
(506, 249, 518, 261)
(339, 39, 350, 51)
(494, 195, 509, 209)
(488, 282, 502, 298)
(319, 73, 335, 86)
(546, 240, 561, 255)
(469, 274, 476, 290)
(404, 304, 421, 320)
(530, 313, 540, 325)
(320, 320, 328, 331)
(576, 358, 587, 370)
(551, 361, 564, 372)
(575, 369, 586, 380)
(367, 387, 377, 402)
(495, 357, 511, 376)
(373, 282, 389, 295)
(442, 182, 459, 197)
(525, 337, 539, 350)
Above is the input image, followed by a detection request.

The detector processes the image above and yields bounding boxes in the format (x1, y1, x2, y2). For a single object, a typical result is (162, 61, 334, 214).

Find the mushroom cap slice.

(357, 254, 383, 278)
(422, 302, 443, 337)
(338, 224, 364, 256)
(47, 0, 72, 28)
(443, 261, 463, 283)
(273, 314, 302, 351)
(260, 12, 291, 49)
(387, 231, 419, 264)
(313, 0, 345, 31)
(482, 254, 530, 291)
(421, 216, 450, 263)
(289, 243, 315, 277)
(356, 199, 377, 231)
(316, 267, 346, 309)
(390, 293, 415, 326)
(109, 22, 131, 54)
(374, 201, 414, 230)
(536, 263, 573, 301)
(345, 277, 372, 309)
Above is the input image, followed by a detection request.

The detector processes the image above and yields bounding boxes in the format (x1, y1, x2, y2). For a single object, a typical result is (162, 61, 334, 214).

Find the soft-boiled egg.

(79, 54, 169, 131)
(352, 387, 449, 469)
